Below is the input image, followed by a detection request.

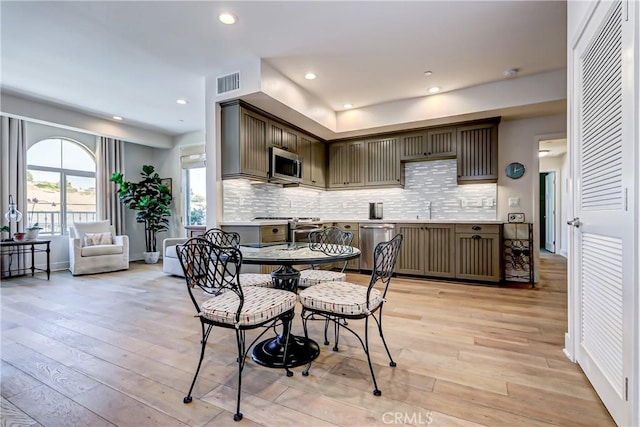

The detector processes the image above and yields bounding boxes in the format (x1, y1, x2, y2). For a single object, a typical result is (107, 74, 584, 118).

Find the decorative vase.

(26, 228, 40, 240)
(143, 251, 160, 264)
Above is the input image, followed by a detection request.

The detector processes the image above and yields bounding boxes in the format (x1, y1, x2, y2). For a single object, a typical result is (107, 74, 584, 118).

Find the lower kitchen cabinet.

(333, 222, 360, 270)
(396, 224, 456, 278)
(454, 224, 502, 282)
(220, 224, 287, 274)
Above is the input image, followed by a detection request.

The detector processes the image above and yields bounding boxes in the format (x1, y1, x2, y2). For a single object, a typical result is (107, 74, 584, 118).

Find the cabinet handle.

(344, 225, 351, 229)
(472, 225, 482, 230)
(272, 228, 279, 233)
(472, 235, 481, 239)
(397, 178, 400, 182)
(423, 152, 428, 156)
(428, 152, 432, 155)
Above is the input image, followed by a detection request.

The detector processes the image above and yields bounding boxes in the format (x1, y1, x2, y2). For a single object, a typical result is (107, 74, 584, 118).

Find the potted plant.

(0, 225, 11, 241)
(25, 198, 44, 240)
(110, 165, 172, 264)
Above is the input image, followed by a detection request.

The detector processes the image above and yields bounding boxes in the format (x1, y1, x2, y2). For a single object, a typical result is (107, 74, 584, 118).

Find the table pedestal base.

(251, 264, 319, 369)
(252, 334, 320, 369)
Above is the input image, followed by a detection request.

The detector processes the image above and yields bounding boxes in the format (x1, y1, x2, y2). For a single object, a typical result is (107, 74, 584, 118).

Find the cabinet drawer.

(455, 224, 500, 234)
(260, 225, 287, 242)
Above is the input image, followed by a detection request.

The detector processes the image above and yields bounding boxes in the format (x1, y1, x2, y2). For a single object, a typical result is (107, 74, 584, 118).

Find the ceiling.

(0, 1, 567, 137)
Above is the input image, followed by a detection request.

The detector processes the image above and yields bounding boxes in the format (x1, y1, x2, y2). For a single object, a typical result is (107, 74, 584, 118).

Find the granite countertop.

(219, 220, 289, 226)
(220, 219, 503, 226)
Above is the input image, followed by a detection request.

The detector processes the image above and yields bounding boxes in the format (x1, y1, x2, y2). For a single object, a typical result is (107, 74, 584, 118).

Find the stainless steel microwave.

(269, 146, 302, 183)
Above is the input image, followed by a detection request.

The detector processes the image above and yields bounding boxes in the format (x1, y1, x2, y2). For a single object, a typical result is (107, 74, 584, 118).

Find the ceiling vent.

(217, 72, 240, 94)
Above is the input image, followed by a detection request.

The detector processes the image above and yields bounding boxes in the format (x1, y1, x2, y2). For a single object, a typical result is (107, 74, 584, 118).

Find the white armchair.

(163, 237, 188, 276)
(69, 220, 129, 275)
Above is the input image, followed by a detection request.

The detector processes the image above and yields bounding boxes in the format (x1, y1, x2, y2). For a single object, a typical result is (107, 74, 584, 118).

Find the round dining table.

(239, 242, 361, 371)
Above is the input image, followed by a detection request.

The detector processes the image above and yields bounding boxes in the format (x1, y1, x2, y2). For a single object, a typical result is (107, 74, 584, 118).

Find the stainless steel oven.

(289, 218, 324, 244)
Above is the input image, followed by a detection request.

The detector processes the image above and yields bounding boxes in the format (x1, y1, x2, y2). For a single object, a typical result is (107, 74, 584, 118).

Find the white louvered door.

(571, 1, 635, 425)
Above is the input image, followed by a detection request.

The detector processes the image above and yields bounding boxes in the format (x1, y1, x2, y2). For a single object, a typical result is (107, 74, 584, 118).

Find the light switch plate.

(508, 213, 525, 223)
(508, 197, 520, 207)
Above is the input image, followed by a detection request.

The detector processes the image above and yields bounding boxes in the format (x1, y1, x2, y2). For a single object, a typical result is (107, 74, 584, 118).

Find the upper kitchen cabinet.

(328, 140, 366, 188)
(268, 120, 299, 153)
(221, 102, 269, 180)
(456, 121, 499, 184)
(365, 136, 403, 186)
(299, 135, 326, 188)
(400, 127, 457, 161)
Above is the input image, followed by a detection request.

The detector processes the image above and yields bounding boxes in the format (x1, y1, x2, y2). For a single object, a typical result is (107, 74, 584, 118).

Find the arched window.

(27, 138, 96, 235)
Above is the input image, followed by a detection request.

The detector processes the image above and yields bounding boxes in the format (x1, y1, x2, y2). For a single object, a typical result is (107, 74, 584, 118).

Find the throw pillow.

(84, 232, 113, 246)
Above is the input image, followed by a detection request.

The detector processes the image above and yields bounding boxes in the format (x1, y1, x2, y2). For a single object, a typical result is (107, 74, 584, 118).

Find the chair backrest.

(308, 226, 354, 272)
(176, 238, 245, 314)
(367, 233, 404, 300)
(202, 228, 241, 248)
(71, 220, 116, 244)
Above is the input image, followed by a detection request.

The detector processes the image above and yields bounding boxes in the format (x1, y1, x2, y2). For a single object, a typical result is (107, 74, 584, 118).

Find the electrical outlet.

(460, 199, 468, 207)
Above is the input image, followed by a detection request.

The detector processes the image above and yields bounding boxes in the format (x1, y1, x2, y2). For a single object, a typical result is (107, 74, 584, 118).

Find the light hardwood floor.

(1, 253, 614, 426)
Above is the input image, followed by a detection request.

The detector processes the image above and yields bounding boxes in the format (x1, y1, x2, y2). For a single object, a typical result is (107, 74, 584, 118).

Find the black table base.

(251, 265, 320, 370)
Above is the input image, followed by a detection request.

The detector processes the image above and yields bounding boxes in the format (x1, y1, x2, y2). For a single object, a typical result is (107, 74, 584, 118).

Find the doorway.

(539, 171, 556, 253)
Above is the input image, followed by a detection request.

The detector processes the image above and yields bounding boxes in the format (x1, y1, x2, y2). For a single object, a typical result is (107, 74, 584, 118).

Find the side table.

(0, 239, 51, 280)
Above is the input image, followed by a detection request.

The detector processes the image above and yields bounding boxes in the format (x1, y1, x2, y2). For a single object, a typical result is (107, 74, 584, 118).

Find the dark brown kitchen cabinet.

(365, 137, 403, 186)
(455, 223, 502, 282)
(400, 127, 457, 161)
(268, 120, 299, 153)
(456, 122, 499, 184)
(221, 103, 269, 180)
(300, 135, 326, 188)
(396, 223, 456, 278)
(220, 224, 287, 274)
(333, 222, 360, 270)
(328, 141, 365, 188)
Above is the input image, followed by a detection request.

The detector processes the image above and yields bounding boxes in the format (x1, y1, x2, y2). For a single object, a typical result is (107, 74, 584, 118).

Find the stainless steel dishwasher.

(359, 224, 396, 271)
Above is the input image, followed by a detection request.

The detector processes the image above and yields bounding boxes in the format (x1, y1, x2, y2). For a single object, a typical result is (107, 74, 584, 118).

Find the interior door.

(544, 172, 556, 253)
(570, 1, 634, 425)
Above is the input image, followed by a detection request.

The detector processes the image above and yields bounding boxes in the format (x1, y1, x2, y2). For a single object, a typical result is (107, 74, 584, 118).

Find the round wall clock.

(505, 162, 526, 179)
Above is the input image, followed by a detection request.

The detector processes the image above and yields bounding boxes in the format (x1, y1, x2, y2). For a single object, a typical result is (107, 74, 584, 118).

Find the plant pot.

(143, 251, 160, 264)
(13, 232, 26, 241)
(26, 228, 40, 240)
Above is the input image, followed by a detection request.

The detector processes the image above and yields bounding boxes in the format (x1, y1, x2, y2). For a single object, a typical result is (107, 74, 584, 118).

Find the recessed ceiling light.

(424, 70, 433, 76)
(219, 12, 237, 25)
(427, 86, 440, 94)
(305, 72, 317, 80)
(112, 116, 123, 121)
(343, 103, 353, 109)
(176, 99, 188, 105)
(539, 150, 550, 157)
(503, 68, 519, 78)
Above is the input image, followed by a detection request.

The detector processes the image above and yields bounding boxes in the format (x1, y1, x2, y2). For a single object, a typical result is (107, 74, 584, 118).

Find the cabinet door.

(310, 140, 326, 187)
(423, 224, 456, 278)
(400, 132, 429, 161)
(300, 136, 326, 188)
(365, 137, 401, 186)
(328, 141, 365, 188)
(240, 108, 269, 178)
(268, 120, 298, 153)
(456, 123, 498, 183)
(334, 222, 359, 270)
(426, 127, 457, 159)
(455, 232, 501, 282)
(395, 224, 423, 275)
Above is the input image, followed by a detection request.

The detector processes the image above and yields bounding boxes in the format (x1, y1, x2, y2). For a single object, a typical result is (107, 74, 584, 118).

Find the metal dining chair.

(177, 238, 297, 421)
(202, 228, 275, 287)
(299, 234, 403, 396)
(298, 226, 354, 288)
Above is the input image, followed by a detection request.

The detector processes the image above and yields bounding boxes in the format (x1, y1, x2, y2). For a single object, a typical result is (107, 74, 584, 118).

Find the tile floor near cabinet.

(1, 254, 614, 426)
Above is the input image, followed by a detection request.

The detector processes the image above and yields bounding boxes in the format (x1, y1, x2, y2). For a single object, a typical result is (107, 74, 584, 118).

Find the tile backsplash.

(223, 159, 496, 221)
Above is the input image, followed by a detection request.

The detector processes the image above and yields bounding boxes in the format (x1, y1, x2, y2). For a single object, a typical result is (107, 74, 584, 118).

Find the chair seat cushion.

(238, 273, 274, 288)
(81, 244, 123, 257)
(200, 286, 296, 326)
(299, 269, 346, 287)
(299, 281, 383, 316)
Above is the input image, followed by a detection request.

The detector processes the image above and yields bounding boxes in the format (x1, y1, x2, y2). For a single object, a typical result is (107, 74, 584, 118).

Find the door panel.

(571, 1, 634, 424)
(545, 172, 556, 252)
